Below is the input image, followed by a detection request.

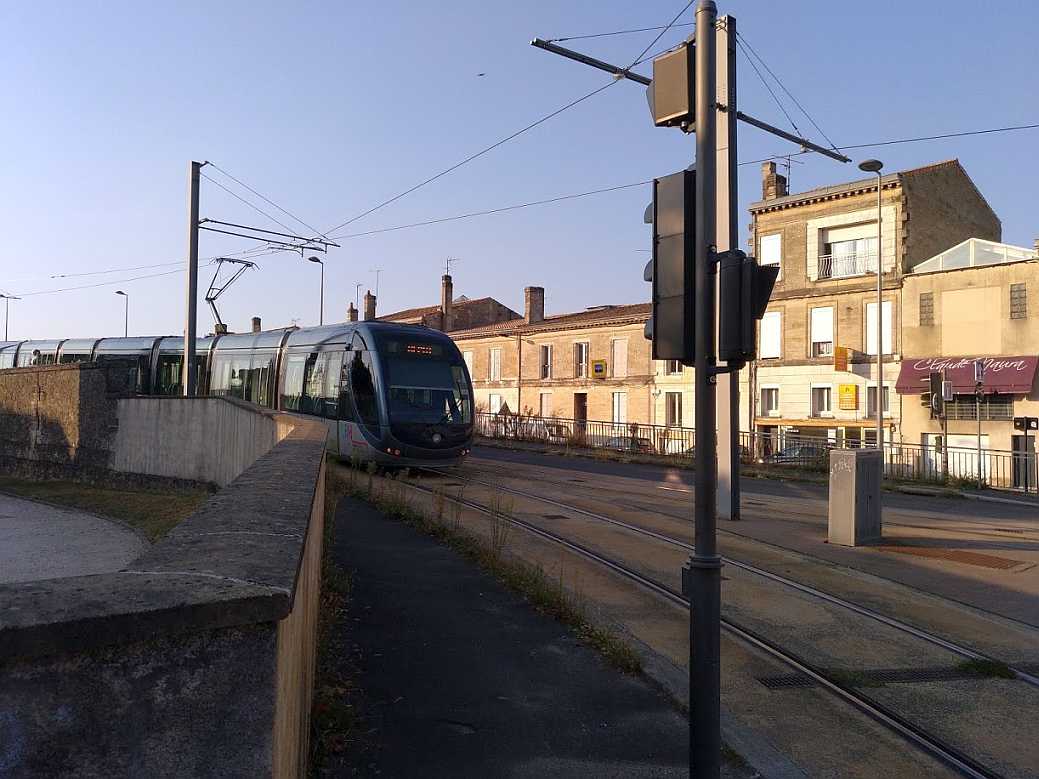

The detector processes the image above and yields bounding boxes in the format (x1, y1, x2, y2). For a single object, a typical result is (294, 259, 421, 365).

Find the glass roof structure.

(912, 238, 1037, 274)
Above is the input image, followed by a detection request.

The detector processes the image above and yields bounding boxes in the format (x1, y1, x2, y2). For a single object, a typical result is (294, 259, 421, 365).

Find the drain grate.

(542, 514, 569, 520)
(758, 665, 1007, 691)
(876, 545, 1023, 570)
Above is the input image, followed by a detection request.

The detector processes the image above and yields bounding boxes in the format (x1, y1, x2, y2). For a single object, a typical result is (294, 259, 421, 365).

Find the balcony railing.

(817, 252, 877, 280)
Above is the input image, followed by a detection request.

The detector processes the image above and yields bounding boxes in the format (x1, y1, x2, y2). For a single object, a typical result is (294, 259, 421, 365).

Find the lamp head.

(307, 255, 323, 264)
(858, 159, 884, 174)
(115, 290, 127, 296)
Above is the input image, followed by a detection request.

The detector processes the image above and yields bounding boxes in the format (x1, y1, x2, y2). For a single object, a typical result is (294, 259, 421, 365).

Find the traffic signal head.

(718, 250, 780, 364)
(928, 371, 944, 418)
(645, 169, 696, 363)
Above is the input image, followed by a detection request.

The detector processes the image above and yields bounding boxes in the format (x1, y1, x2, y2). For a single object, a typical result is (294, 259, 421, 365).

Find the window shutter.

(760, 312, 781, 358)
(810, 307, 833, 345)
(612, 339, 628, 377)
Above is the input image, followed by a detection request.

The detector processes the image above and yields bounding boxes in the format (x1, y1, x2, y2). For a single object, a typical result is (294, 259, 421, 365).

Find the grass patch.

(0, 476, 209, 541)
(956, 658, 1016, 679)
(333, 463, 642, 676)
(311, 466, 361, 773)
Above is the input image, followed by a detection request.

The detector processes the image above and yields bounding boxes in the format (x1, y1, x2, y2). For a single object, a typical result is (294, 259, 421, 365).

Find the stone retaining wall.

(0, 392, 327, 777)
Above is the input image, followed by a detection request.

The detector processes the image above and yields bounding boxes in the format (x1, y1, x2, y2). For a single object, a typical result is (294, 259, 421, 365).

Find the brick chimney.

(251, 316, 262, 333)
(1034, 237, 1039, 255)
(524, 286, 545, 324)
(762, 161, 788, 200)
(440, 274, 453, 332)
(347, 302, 358, 323)
(363, 290, 376, 321)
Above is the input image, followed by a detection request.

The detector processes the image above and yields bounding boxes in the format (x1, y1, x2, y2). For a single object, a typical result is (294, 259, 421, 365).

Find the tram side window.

(252, 351, 276, 407)
(156, 355, 183, 395)
(211, 353, 252, 400)
(280, 353, 309, 411)
(338, 357, 355, 421)
(350, 350, 380, 429)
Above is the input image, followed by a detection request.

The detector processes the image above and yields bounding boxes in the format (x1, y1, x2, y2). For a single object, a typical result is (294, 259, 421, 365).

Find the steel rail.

(434, 467, 1039, 690)
(403, 471, 1003, 779)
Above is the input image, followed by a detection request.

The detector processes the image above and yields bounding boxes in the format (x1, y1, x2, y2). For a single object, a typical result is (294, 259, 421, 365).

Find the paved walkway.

(0, 494, 147, 583)
(326, 497, 733, 778)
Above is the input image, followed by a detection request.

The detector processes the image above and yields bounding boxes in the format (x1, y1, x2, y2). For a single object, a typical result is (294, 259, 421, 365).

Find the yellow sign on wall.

(833, 346, 850, 372)
(838, 383, 858, 410)
(591, 359, 608, 379)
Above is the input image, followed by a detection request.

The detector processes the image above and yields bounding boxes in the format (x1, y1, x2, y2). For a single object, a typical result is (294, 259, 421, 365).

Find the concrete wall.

(0, 402, 328, 778)
(0, 361, 134, 478)
(110, 397, 291, 486)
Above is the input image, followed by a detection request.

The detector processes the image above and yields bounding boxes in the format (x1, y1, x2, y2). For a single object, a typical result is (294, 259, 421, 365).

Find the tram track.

(436, 465, 1039, 689)
(401, 467, 1007, 779)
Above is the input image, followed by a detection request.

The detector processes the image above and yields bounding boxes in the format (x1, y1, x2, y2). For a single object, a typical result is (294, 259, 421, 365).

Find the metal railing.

(474, 411, 1038, 492)
(817, 252, 877, 280)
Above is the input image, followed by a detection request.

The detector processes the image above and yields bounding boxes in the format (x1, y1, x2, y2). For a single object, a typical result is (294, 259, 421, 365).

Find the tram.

(0, 322, 474, 466)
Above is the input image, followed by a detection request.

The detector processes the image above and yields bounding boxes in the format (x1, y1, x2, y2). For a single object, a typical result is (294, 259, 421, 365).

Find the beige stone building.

(747, 159, 1001, 448)
(898, 239, 1039, 480)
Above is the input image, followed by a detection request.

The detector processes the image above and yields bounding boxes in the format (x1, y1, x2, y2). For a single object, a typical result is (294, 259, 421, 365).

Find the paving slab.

(327, 496, 705, 778)
(0, 494, 147, 584)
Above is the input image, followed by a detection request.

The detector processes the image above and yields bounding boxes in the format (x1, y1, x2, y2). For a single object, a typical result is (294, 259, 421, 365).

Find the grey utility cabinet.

(827, 448, 882, 546)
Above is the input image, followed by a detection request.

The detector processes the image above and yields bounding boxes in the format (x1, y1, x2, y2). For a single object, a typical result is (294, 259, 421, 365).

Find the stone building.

(898, 238, 1039, 478)
(747, 158, 1001, 448)
(375, 274, 519, 332)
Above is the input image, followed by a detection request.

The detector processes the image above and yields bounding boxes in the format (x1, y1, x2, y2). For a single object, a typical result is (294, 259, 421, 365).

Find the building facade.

(747, 159, 1001, 448)
(899, 239, 1039, 474)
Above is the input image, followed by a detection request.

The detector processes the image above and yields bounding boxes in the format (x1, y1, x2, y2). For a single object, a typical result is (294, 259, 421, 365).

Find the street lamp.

(858, 158, 884, 452)
(115, 290, 128, 337)
(354, 282, 363, 311)
(307, 256, 324, 326)
(0, 294, 19, 341)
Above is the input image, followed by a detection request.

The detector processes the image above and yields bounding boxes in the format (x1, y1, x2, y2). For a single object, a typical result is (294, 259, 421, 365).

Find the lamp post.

(858, 159, 884, 452)
(0, 294, 19, 341)
(307, 256, 324, 326)
(115, 290, 128, 337)
(354, 283, 363, 312)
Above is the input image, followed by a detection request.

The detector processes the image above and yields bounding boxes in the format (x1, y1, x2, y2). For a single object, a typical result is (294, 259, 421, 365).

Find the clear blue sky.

(1, 0, 1036, 340)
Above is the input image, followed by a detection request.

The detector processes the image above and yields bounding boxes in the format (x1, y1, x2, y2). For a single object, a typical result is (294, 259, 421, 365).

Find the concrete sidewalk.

(0, 494, 147, 583)
(325, 497, 734, 778)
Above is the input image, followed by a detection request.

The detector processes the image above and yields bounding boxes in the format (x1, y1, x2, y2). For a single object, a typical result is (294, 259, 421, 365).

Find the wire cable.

(627, 0, 696, 70)
(735, 32, 839, 152)
(322, 81, 617, 234)
(205, 161, 329, 240)
(14, 268, 188, 297)
(328, 180, 652, 240)
(735, 35, 804, 139)
(838, 122, 1039, 150)
(547, 22, 695, 43)
(200, 172, 309, 240)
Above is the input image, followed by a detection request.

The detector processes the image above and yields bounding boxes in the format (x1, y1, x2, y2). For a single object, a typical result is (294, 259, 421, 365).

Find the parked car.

(762, 443, 833, 466)
(605, 436, 656, 454)
(683, 444, 753, 463)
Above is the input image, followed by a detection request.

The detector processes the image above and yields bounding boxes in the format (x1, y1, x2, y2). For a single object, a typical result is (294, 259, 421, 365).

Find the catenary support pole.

(715, 14, 739, 522)
(875, 172, 883, 453)
(183, 161, 201, 396)
(690, 2, 721, 776)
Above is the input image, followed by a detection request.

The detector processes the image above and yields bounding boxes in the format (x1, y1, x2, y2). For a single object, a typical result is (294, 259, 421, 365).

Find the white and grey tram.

(0, 322, 474, 466)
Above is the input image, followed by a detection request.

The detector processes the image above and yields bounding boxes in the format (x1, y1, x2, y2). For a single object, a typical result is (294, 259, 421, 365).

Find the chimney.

(761, 161, 788, 200)
(440, 274, 453, 332)
(214, 323, 228, 335)
(524, 286, 545, 324)
(1034, 237, 1039, 256)
(251, 316, 262, 333)
(347, 302, 358, 323)
(363, 290, 377, 321)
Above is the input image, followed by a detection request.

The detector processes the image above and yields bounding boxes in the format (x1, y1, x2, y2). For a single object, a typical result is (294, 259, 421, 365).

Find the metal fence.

(474, 411, 1038, 492)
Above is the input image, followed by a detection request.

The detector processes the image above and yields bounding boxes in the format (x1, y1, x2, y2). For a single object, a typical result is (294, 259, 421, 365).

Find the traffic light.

(644, 168, 696, 362)
(718, 250, 780, 364)
(928, 371, 944, 419)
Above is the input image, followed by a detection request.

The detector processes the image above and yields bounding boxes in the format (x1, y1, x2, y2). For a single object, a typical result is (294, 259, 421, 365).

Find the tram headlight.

(432, 432, 443, 444)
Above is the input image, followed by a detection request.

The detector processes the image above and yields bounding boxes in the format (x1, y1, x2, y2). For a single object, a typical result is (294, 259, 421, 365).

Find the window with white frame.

(539, 391, 552, 417)
(462, 350, 474, 377)
(810, 385, 832, 417)
(760, 386, 779, 416)
(489, 348, 502, 381)
(611, 392, 627, 424)
(574, 342, 589, 378)
(759, 233, 782, 269)
(664, 359, 682, 375)
(611, 339, 628, 378)
(866, 385, 890, 418)
(489, 393, 503, 414)
(539, 344, 552, 379)
(810, 306, 834, 358)
(760, 311, 781, 359)
(665, 392, 683, 427)
(865, 301, 893, 355)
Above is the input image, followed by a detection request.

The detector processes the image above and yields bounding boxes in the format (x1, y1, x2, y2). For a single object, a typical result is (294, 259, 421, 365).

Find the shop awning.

(895, 356, 1038, 394)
